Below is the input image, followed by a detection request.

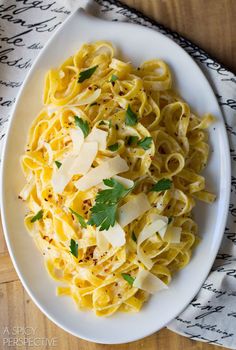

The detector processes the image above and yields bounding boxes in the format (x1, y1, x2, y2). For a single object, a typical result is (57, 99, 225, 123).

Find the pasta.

(19, 41, 215, 317)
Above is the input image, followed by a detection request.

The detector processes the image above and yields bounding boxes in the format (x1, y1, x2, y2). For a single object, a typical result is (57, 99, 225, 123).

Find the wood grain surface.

(0, 1, 235, 349)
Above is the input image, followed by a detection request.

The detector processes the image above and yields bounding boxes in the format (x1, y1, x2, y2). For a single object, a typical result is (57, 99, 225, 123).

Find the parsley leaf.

(121, 273, 135, 286)
(70, 239, 78, 258)
(69, 208, 87, 228)
(108, 143, 119, 151)
(88, 178, 133, 231)
(31, 210, 43, 223)
(131, 231, 137, 243)
(96, 178, 132, 205)
(127, 136, 139, 146)
(55, 160, 62, 169)
(110, 74, 118, 83)
(88, 203, 117, 231)
(150, 179, 172, 192)
(125, 105, 138, 126)
(137, 137, 153, 150)
(74, 116, 90, 137)
(78, 65, 98, 83)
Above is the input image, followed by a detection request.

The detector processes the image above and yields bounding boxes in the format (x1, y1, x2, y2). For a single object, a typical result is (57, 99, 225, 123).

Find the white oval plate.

(1, 8, 231, 344)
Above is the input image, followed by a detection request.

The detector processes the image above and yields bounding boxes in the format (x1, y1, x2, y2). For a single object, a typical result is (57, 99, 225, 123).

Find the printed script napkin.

(0, 0, 236, 348)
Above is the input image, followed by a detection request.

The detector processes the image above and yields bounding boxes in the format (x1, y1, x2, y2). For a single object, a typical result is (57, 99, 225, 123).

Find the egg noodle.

(20, 41, 215, 316)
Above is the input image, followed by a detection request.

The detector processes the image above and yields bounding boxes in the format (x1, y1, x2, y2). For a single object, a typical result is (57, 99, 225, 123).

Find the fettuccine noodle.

(20, 41, 215, 316)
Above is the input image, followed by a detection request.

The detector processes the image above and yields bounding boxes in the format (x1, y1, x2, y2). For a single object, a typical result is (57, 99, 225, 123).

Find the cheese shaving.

(101, 222, 126, 248)
(51, 155, 75, 193)
(86, 127, 107, 151)
(133, 269, 168, 294)
(138, 217, 168, 245)
(137, 215, 168, 269)
(164, 226, 182, 243)
(69, 142, 98, 175)
(97, 175, 134, 190)
(118, 193, 151, 227)
(44, 142, 53, 165)
(74, 155, 129, 191)
(69, 88, 101, 106)
(70, 128, 84, 153)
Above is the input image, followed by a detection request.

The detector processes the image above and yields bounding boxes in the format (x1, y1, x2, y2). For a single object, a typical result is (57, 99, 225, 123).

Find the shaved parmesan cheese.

(164, 226, 182, 243)
(137, 215, 168, 270)
(69, 142, 98, 176)
(138, 217, 168, 246)
(101, 222, 126, 248)
(133, 269, 168, 294)
(70, 88, 101, 106)
(96, 229, 109, 253)
(97, 175, 134, 190)
(77, 267, 90, 280)
(86, 128, 107, 151)
(113, 175, 134, 188)
(149, 214, 168, 239)
(52, 171, 71, 194)
(52, 155, 75, 193)
(117, 193, 151, 228)
(116, 97, 129, 109)
(51, 134, 97, 193)
(59, 70, 65, 79)
(74, 155, 129, 191)
(19, 179, 34, 201)
(47, 105, 60, 116)
(44, 142, 53, 165)
(70, 128, 84, 153)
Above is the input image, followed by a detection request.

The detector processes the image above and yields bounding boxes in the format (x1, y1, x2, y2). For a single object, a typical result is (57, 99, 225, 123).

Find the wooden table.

(0, 1, 235, 349)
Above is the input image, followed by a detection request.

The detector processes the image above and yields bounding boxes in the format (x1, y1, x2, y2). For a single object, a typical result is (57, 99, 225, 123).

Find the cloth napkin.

(0, 0, 236, 348)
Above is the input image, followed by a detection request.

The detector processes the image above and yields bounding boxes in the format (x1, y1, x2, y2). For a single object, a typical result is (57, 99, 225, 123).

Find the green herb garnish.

(31, 210, 43, 223)
(150, 179, 172, 192)
(137, 137, 153, 150)
(88, 178, 133, 231)
(108, 143, 119, 151)
(74, 116, 90, 137)
(127, 136, 139, 146)
(69, 208, 87, 228)
(78, 65, 98, 83)
(121, 273, 135, 286)
(88, 204, 117, 231)
(125, 105, 138, 126)
(168, 217, 173, 224)
(70, 239, 78, 258)
(55, 160, 62, 169)
(131, 231, 137, 243)
(110, 74, 118, 83)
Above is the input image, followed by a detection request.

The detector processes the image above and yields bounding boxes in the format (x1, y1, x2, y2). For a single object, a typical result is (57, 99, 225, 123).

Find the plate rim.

(0, 8, 231, 344)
